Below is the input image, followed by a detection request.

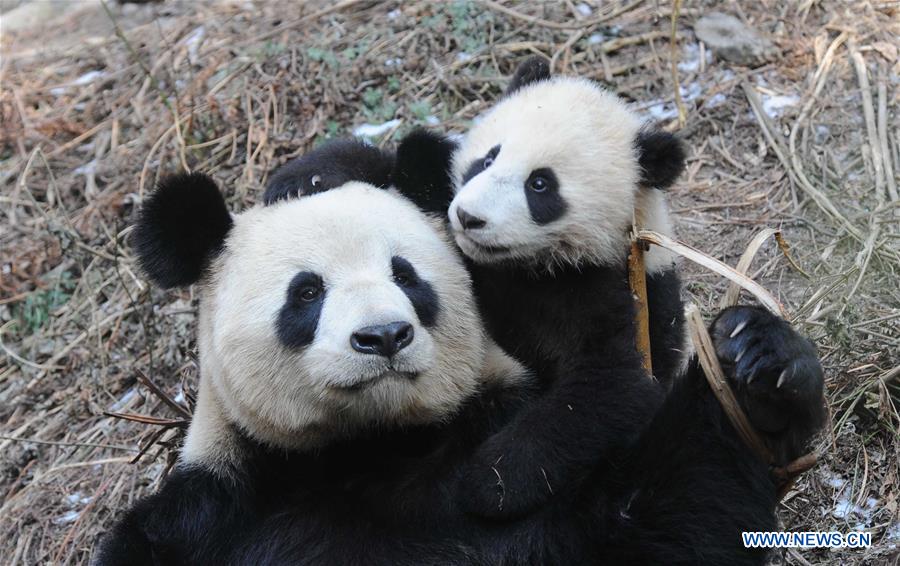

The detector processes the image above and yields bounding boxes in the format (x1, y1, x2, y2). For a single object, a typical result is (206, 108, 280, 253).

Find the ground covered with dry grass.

(1, 1, 898, 564)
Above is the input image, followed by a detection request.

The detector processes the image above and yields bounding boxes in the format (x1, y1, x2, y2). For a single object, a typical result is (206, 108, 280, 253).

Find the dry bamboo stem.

(637, 229, 786, 317)
(628, 239, 653, 376)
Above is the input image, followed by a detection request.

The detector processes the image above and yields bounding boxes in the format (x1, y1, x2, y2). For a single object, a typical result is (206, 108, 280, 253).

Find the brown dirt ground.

(1, 1, 898, 564)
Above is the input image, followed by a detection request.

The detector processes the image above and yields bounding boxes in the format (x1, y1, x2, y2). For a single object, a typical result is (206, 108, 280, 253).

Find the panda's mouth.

(332, 369, 420, 392)
(455, 233, 512, 256)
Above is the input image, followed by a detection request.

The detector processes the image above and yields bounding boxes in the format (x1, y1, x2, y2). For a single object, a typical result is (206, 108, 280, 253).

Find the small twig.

(849, 42, 886, 205)
(0, 434, 139, 453)
(479, 0, 644, 31)
(669, 0, 686, 128)
(720, 229, 808, 310)
(876, 65, 899, 222)
(100, 0, 174, 115)
(103, 411, 189, 427)
(135, 369, 193, 420)
(243, 0, 368, 44)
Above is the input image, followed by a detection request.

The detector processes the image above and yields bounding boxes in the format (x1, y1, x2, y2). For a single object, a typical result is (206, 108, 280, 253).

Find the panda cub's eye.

(298, 286, 321, 301)
(310, 174, 322, 188)
(394, 272, 413, 287)
(483, 145, 500, 169)
(528, 176, 549, 192)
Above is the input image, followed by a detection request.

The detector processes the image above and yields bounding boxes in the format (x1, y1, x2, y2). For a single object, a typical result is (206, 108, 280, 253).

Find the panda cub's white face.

(449, 76, 673, 271)
(196, 183, 486, 450)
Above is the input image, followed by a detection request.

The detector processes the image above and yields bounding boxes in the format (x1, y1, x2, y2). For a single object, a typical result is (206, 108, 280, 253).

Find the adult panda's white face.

(448, 75, 678, 271)
(188, 183, 485, 450)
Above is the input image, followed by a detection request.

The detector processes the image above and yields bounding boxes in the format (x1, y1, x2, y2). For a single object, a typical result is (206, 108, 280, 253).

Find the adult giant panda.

(97, 173, 819, 565)
(266, 58, 826, 521)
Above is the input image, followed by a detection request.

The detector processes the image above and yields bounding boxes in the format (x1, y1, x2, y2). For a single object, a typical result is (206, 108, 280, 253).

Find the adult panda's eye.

(394, 272, 412, 287)
(310, 174, 322, 188)
(483, 155, 494, 168)
(298, 286, 321, 301)
(528, 176, 549, 192)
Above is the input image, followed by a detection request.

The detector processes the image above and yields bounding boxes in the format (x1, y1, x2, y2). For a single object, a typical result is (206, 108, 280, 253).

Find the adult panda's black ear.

(393, 128, 457, 215)
(636, 130, 686, 190)
(132, 172, 233, 288)
(506, 56, 551, 96)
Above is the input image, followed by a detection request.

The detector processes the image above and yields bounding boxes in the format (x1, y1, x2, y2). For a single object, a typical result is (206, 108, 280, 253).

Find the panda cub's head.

(449, 57, 685, 271)
(132, 175, 486, 454)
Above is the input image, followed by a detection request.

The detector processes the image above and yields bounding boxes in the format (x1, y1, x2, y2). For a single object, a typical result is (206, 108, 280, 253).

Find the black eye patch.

(277, 271, 325, 348)
(461, 145, 501, 185)
(391, 256, 439, 327)
(524, 167, 566, 225)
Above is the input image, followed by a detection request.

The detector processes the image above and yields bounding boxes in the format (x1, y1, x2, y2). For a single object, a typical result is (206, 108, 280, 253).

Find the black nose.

(350, 321, 414, 357)
(456, 208, 486, 230)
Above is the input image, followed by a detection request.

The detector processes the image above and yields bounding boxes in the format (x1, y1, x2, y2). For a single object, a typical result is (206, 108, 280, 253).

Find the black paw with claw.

(711, 306, 826, 464)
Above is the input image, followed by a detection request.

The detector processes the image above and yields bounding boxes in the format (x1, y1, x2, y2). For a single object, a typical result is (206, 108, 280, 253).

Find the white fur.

(183, 184, 499, 470)
(449, 76, 676, 273)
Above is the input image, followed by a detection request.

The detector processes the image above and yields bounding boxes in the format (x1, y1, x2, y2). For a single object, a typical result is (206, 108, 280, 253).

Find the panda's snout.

(350, 321, 414, 357)
(456, 207, 487, 231)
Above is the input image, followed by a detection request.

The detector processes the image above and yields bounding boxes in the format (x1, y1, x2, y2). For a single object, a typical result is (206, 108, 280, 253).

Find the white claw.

(735, 348, 746, 363)
(776, 365, 792, 389)
(730, 320, 748, 338)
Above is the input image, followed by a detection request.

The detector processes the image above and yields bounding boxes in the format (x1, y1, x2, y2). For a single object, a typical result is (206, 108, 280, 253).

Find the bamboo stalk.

(628, 239, 653, 377)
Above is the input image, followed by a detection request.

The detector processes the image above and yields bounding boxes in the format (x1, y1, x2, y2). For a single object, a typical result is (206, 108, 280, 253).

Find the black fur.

(459, 260, 683, 518)
(264, 139, 393, 205)
(524, 167, 566, 225)
(460, 145, 501, 186)
(506, 56, 551, 95)
(277, 272, 326, 349)
(131, 172, 233, 288)
(458, 252, 824, 519)
(391, 256, 440, 328)
(636, 130, 686, 190)
(393, 129, 459, 215)
(646, 269, 688, 383)
(97, 344, 788, 565)
(711, 306, 826, 465)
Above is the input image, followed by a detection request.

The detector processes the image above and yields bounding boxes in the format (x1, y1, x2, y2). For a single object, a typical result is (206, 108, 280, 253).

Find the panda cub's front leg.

(711, 305, 826, 465)
(458, 361, 663, 520)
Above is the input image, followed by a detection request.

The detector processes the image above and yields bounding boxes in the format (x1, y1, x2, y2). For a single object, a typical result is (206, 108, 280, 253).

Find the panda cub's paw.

(711, 306, 826, 463)
(459, 429, 553, 521)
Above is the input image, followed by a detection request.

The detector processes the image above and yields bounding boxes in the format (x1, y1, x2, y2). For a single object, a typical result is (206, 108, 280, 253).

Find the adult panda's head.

(263, 139, 393, 205)
(446, 56, 685, 271)
(132, 175, 486, 460)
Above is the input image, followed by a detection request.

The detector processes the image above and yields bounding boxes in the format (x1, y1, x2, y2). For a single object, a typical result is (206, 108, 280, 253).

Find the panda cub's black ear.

(132, 172, 233, 289)
(505, 56, 551, 96)
(636, 130, 686, 190)
(393, 129, 458, 215)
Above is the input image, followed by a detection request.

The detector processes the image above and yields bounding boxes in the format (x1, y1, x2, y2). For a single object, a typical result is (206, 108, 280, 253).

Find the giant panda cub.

(390, 57, 826, 519)
(99, 172, 815, 565)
